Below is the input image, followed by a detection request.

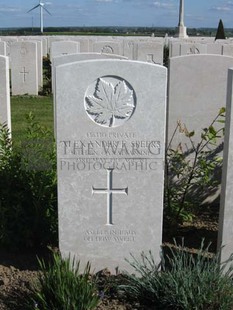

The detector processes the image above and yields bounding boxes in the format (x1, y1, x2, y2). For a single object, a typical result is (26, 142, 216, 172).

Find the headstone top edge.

(170, 54, 233, 60)
(55, 58, 167, 70)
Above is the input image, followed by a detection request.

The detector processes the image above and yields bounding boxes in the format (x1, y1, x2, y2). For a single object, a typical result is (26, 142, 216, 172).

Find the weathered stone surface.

(0, 56, 11, 132)
(11, 41, 38, 95)
(218, 68, 233, 264)
(55, 59, 167, 272)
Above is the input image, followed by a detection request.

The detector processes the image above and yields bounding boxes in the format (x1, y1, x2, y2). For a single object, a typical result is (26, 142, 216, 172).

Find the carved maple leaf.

(85, 78, 135, 127)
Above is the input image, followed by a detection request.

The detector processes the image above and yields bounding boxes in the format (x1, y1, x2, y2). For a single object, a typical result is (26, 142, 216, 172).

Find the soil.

(0, 204, 219, 310)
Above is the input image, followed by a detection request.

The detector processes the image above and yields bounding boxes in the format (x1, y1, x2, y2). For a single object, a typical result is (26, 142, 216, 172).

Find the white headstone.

(2, 37, 18, 57)
(92, 41, 122, 55)
(52, 53, 128, 133)
(222, 44, 233, 57)
(0, 56, 11, 132)
(137, 42, 163, 65)
(180, 43, 207, 55)
(167, 55, 233, 147)
(123, 40, 138, 60)
(11, 41, 38, 96)
(36, 40, 43, 89)
(50, 41, 80, 60)
(52, 52, 127, 92)
(56, 59, 167, 272)
(0, 41, 6, 56)
(207, 43, 223, 55)
(72, 38, 90, 53)
(169, 42, 181, 57)
(218, 68, 233, 264)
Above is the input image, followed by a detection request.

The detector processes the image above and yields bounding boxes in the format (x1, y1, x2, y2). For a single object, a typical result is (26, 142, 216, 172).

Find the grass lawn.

(11, 95, 54, 144)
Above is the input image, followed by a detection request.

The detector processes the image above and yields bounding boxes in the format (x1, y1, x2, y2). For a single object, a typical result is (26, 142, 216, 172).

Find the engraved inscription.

(187, 45, 200, 55)
(92, 168, 128, 225)
(147, 54, 156, 64)
(84, 229, 136, 242)
(85, 76, 136, 128)
(101, 45, 114, 54)
(20, 67, 29, 82)
(20, 47, 27, 55)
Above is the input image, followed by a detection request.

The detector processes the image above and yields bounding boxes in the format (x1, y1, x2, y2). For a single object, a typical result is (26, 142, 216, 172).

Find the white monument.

(177, 0, 188, 38)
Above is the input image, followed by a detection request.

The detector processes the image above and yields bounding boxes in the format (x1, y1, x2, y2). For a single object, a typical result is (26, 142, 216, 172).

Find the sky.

(0, 0, 233, 29)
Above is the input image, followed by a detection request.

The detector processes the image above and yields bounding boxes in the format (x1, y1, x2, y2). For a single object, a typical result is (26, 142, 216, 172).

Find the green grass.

(11, 95, 54, 143)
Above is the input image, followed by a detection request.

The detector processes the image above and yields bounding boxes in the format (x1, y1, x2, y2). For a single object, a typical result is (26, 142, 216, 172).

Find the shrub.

(122, 242, 233, 309)
(28, 252, 100, 310)
(0, 113, 57, 249)
(164, 107, 225, 226)
(39, 55, 52, 95)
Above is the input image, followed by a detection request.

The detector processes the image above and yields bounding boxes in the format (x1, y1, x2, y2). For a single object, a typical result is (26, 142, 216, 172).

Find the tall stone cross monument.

(177, 0, 188, 38)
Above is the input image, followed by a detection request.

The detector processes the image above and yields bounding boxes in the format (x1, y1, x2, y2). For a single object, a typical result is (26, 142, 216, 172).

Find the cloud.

(211, 6, 231, 11)
(186, 14, 205, 22)
(121, 0, 176, 11)
(0, 7, 21, 12)
(210, 1, 233, 12)
(152, 1, 175, 10)
(96, 0, 113, 2)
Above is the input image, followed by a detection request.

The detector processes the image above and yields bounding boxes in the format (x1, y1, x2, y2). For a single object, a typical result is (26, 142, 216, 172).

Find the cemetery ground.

(0, 95, 225, 309)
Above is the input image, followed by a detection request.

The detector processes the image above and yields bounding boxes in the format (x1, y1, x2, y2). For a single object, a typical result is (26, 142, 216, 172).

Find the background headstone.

(207, 43, 223, 55)
(180, 43, 207, 55)
(0, 56, 11, 132)
(11, 41, 38, 95)
(167, 54, 233, 204)
(50, 41, 80, 60)
(0, 41, 6, 56)
(167, 54, 233, 146)
(218, 68, 233, 264)
(92, 41, 122, 55)
(137, 42, 163, 64)
(56, 59, 167, 272)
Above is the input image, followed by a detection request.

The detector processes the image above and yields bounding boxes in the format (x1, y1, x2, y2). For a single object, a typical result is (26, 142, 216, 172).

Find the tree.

(215, 19, 226, 40)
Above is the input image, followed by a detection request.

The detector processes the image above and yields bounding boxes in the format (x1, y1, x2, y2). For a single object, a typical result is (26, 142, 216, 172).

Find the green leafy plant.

(122, 242, 233, 309)
(0, 113, 57, 249)
(39, 55, 52, 96)
(163, 45, 169, 67)
(27, 252, 100, 310)
(165, 107, 225, 226)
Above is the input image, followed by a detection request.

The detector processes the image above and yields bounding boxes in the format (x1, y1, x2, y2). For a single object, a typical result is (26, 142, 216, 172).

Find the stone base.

(176, 26, 188, 38)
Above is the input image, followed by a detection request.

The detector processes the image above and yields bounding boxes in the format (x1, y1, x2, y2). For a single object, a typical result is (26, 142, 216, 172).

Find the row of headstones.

(6, 38, 164, 96)
(1, 36, 165, 63)
(53, 53, 233, 272)
(8, 35, 233, 96)
(170, 41, 233, 57)
(3, 35, 233, 60)
(2, 51, 233, 272)
(8, 39, 233, 97)
(0, 35, 164, 58)
(3, 49, 233, 149)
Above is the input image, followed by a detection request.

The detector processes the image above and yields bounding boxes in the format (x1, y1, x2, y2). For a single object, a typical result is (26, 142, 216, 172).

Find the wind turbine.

(27, 1, 51, 33)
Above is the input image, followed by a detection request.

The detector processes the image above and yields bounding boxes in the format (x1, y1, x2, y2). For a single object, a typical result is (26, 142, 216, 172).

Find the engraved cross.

(92, 169, 128, 226)
(20, 67, 29, 82)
